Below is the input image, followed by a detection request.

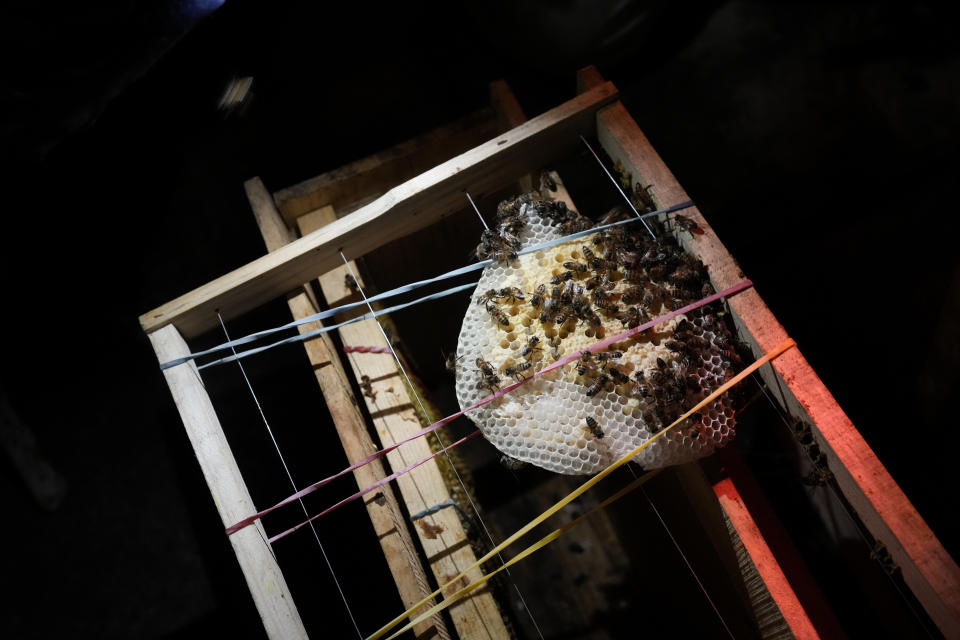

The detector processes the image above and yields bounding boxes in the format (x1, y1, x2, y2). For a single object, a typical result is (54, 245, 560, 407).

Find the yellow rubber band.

(386, 469, 661, 639)
(367, 338, 795, 640)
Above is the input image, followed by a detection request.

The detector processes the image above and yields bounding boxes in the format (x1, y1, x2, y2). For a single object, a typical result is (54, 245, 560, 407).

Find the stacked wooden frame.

(141, 68, 960, 639)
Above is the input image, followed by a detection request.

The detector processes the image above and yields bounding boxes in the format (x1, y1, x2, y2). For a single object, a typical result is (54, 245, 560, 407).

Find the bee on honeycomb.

(454, 191, 743, 475)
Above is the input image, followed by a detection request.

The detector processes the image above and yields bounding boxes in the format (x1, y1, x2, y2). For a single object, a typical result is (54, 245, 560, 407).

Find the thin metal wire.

(216, 312, 362, 640)
(745, 368, 936, 639)
(623, 463, 736, 639)
(579, 134, 657, 240)
(338, 251, 546, 640)
(159, 200, 694, 372)
(465, 192, 489, 230)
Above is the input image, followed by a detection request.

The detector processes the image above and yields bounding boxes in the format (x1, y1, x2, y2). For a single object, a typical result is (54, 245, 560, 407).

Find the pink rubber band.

(225, 279, 753, 538)
(268, 430, 481, 544)
(343, 345, 393, 354)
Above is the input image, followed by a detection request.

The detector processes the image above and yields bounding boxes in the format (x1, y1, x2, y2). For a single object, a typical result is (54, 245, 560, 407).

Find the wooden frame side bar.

(300, 205, 508, 639)
(273, 108, 499, 225)
(140, 81, 619, 338)
(714, 478, 820, 639)
(578, 65, 960, 637)
(149, 324, 307, 640)
(244, 178, 449, 639)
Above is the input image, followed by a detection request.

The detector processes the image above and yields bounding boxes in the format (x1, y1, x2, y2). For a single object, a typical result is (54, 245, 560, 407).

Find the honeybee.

(595, 351, 622, 365)
(633, 183, 656, 211)
(521, 336, 541, 357)
(576, 351, 597, 376)
(443, 350, 463, 373)
(585, 373, 610, 397)
(584, 275, 603, 291)
(359, 374, 377, 401)
(486, 302, 511, 327)
(641, 247, 667, 266)
(549, 271, 574, 285)
(502, 361, 533, 381)
(481, 373, 502, 392)
(641, 292, 655, 310)
(579, 309, 602, 327)
(500, 454, 528, 471)
(344, 274, 360, 294)
(584, 416, 604, 439)
(476, 357, 496, 377)
(673, 214, 703, 235)
(477, 289, 500, 305)
(615, 248, 640, 268)
(540, 171, 558, 192)
(665, 340, 686, 353)
(491, 248, 518, 263)
(630, 380, 652, 399)
(669, 265, 696, 285)
(562, 261, 589, 273)
(607, 367, 630, 384)
(529, 284, 546, 308)
(596, 301, 619, 316)
(498, 287, 525, 303)
(618, 306, 644, 329)
(621, 286, 646, 305)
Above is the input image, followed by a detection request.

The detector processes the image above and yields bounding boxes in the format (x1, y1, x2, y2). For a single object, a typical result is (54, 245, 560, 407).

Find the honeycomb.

(454, 193, 742, 475)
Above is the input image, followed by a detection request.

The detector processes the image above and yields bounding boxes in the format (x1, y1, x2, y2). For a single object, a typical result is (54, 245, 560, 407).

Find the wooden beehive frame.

(142, 68, 960, 639)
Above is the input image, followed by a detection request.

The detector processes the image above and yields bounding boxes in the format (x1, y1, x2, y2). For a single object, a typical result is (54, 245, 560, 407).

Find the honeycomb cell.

(454, 197, 740, 475)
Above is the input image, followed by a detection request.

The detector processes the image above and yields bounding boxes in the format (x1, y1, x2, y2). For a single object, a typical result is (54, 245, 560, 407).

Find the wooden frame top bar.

(140, 81, 618, 338)
(272, 108, 499, 224)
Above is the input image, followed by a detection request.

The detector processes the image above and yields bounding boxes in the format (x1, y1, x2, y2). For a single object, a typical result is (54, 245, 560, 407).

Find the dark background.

(2, 1, 958, 637)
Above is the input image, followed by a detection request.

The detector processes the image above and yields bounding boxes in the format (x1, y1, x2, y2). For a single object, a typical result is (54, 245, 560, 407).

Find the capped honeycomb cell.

(455, 193, 742, 475)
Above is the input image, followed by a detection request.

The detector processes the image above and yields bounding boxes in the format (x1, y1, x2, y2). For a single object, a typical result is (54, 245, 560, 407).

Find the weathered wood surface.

(244, 177, 447, 639)
(149, 325, 307, 640)
(715, 478, 820, 639)
(140, 81, 618, 338)
(299, 206, 509, 640)
(489, 79, 533, 191)
(273, 108, 499, 224)
(578, 64, 960, 638)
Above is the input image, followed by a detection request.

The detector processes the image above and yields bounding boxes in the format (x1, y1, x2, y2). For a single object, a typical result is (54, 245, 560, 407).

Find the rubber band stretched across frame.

(224, 278, 753, 537)
(372, 337, 797, 640)
(158, 200, 695, 370)
(196, 281, 479, 369)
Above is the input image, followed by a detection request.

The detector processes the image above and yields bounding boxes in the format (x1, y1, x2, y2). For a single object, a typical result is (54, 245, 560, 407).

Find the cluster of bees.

(456, 193, 746, 457)
(474, 193, 595, 263)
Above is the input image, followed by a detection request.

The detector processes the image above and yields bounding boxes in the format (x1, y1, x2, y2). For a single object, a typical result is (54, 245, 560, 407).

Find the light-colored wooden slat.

(273, 108, 499, 225)
(299, 206, 509, 640)
(488, 79, 533, 192)
(715, 478, 820, 639)
(578, 65, 960, 638)
(243, 177, 447, 639)
(140, 81, 619, 338)
(149, 324, 307, 640)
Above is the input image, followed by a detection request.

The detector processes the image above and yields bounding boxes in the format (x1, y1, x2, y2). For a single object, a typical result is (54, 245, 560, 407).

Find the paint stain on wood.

(440, 572, 469, 597)
(418, 520, 445, 539)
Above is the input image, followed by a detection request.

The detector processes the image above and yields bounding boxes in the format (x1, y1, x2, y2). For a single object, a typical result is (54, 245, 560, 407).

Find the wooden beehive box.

(141, 67, 960, 639)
